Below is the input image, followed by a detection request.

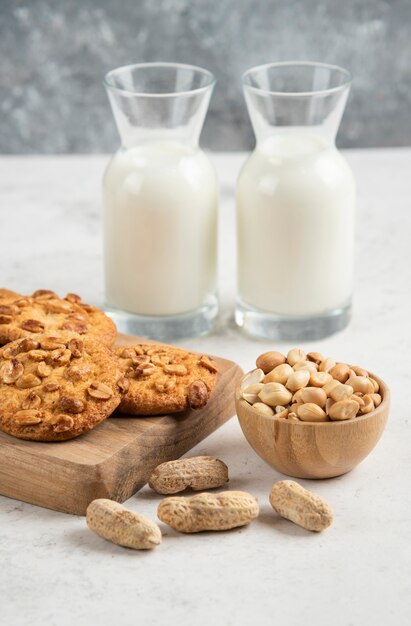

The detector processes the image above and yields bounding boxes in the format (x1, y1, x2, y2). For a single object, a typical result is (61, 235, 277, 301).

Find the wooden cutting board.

(0, 334, 243, 515)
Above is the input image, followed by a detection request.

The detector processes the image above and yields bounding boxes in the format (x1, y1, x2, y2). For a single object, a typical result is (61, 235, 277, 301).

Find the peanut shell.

(86, 499, 161, 550)
(269, 480, 333, 532)
(149, 456, 229, 495)
(157, 491, 259, 533)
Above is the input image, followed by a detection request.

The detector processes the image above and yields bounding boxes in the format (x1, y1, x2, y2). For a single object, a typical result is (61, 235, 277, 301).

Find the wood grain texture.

(236, 372, 390, 479)
(0, 334, 243, 515)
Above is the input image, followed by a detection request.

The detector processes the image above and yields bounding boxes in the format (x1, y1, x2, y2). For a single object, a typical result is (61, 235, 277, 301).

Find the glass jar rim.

(104, 62, 216, 98)
(242, 61, 351, 97)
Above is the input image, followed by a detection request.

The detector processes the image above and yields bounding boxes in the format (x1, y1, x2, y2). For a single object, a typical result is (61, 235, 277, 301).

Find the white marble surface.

(0, 150, 410, 626)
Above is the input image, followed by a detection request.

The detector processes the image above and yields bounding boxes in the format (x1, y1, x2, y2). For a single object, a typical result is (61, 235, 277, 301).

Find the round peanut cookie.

(0, 332, 126, 441)
(115, 344, 218, 415)
(0, 290, 117, 347)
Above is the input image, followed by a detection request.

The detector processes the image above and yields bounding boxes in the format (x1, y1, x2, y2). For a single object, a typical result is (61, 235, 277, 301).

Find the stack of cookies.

(0, 288, 218, 442)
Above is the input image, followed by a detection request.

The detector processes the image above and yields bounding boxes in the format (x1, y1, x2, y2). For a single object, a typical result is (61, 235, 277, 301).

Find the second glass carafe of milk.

(236, 62, 355, 340)
(103, 63, 218, 340)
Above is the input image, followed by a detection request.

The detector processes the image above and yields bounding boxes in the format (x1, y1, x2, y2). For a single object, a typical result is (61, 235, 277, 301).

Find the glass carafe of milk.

(236, 62, 355, 340)
(103, 63, 218, 340)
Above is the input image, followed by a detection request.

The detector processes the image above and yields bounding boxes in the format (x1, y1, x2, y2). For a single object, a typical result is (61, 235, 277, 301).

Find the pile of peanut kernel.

(240, 348, 382, 422)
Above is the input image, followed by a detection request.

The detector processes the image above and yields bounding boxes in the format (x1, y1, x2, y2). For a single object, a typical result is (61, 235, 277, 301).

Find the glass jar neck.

(107, 91, 213, 150)
(244, 88, 350, 147)
(105, 64, 215, 150)
(242, 63, 351, 147)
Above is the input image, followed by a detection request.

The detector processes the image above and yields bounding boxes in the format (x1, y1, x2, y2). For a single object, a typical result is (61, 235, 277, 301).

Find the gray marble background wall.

(1, 0, 410, 153)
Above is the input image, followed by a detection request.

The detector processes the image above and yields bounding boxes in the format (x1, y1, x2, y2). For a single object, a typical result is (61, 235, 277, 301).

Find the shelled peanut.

(240, 349, 382, 422)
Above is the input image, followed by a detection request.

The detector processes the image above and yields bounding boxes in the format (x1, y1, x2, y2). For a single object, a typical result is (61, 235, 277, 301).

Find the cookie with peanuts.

(114, 343, 218, 415)
(0, 289, 117, 347)
(0, 332, 126, 441)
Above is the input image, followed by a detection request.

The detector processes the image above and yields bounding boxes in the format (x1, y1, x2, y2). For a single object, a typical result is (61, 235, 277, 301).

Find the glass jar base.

(235, 299, 351, 341)
(105, 296, 218, 342)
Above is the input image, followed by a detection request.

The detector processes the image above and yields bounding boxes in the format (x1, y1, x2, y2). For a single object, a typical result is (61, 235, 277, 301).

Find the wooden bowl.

(236, 372, 390, 479)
